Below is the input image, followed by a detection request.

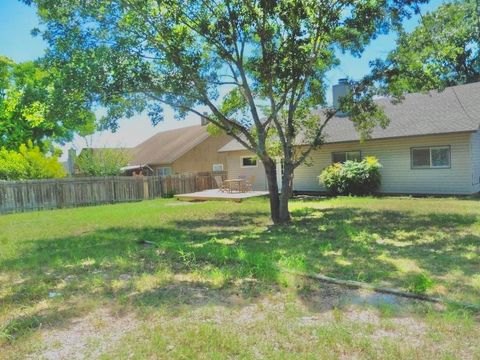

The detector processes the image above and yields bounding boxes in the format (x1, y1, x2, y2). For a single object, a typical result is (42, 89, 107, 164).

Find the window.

(156, 167, 172, 176)
(241, 156, 257, 167)
(332, 151, 361, 164)
(212, 164, 224, 172)
(411, 146, 451, 169)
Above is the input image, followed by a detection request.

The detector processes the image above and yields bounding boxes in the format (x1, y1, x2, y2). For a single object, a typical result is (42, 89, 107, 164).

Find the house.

(128, 120, 232, 176)
(219, 81, 480, 195)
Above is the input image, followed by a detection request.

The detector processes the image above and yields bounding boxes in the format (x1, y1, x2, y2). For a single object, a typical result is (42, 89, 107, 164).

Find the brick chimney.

(67, 148, 76, 176)
(200, 112, 209, 126)
(332, 78, 350, 111)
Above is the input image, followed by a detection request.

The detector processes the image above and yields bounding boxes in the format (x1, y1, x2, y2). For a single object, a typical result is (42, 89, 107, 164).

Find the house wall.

(151, 134, 232, 174)
(225, 150, 268, 190)
(470, 130, 480, 193)
(224, 132, 475, 194)
(294, 132, 474, 195)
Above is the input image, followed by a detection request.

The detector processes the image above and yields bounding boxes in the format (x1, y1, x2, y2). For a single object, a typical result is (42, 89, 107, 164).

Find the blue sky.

(0, 0, 445, 156)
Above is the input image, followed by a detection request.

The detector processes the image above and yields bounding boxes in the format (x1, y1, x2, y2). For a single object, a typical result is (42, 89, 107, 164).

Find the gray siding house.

(219, 81, 480, 195)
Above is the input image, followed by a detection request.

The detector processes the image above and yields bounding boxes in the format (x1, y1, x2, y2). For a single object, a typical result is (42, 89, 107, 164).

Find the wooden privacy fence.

(0, 172, 226, 214)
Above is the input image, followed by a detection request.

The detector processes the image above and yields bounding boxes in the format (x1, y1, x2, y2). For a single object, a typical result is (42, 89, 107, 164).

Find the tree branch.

(293, 109, 338, 168)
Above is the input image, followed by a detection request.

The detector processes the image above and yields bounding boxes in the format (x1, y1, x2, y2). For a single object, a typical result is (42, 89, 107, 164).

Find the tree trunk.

(263, 157, 293, 224)
(263, 157, 281, 224)
(279, 163, 294, 223)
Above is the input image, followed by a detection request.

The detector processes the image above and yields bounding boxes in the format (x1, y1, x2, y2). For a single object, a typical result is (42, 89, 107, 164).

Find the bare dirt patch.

(20, 279, 478, 359)
(30, 308, 138, 360)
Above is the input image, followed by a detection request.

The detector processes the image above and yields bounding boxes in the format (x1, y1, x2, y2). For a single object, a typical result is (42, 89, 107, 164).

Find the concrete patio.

(176, 189, 269, 202)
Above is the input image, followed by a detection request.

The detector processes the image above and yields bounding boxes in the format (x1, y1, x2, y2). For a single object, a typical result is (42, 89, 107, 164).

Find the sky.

(0, 0, 445, 159)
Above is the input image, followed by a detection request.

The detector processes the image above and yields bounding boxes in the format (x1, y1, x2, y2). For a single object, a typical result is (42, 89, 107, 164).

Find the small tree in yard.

(75, 148, 131, 176)
(26, 0, 428, 224)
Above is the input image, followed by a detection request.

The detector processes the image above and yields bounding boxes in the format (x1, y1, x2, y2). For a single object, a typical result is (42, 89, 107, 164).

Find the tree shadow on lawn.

(173, 207, 479, 301)
(1, 207, 479, 341)
(3, 207, 479, 301)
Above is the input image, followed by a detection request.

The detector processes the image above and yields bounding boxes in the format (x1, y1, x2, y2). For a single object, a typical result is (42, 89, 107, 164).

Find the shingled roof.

(219, 81, 480, 152)
(130, 125, 210, 166)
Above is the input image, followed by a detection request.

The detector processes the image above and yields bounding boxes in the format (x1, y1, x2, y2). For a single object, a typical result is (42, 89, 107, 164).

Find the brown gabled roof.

(219, 81, 480, 152)
(130, 125, 210, 166)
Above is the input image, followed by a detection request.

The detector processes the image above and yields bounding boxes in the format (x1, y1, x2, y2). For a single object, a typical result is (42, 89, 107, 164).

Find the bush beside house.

(319, 156, 382, 195)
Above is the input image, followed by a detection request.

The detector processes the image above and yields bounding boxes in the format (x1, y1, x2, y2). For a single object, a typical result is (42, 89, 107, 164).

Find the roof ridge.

(374, 80, 480, 103)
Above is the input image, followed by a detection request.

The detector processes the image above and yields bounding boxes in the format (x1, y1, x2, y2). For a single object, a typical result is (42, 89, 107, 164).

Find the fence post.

(143, 177, 149, 199)
(56, 180, 64, 209)
(112, 177, 117, 203)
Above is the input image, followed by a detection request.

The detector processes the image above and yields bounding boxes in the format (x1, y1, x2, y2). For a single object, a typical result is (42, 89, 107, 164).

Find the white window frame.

(212, 163, 224, 172)
(411, 146, 451, 169)
(331, 150, 362, 164)
(240, 156, 258, 168)
(157, 167, 172, 176)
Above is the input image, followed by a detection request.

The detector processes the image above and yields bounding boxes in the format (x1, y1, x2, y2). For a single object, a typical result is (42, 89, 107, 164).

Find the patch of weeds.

(239, 252, 277, 282)
(278, 254, 307, 272)
(407, 273, 434, 294)
(378, 303, 399, 318)
(0, 315, 42, 342)
(284, 298, 304, 319)
(205, 267, 228, 288)
(276, 272, 298, 288)
(317, 323, 352, 347)
(318, 242, 333, 254)
(332, 307, 343, 322)
(380, 319, 397, 331)
(177, 249, 197, 269)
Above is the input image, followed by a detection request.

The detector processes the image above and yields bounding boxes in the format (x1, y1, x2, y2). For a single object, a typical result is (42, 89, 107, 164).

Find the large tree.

(370, 0, 479, 95)
(0, 56, 96, 151)
(26, 0, 427, 224)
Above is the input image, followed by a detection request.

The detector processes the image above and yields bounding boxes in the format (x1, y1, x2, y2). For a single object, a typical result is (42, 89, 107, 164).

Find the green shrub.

(407, 273, 434, 294)
(0, 142, 66, 180)
(319, 156, 382, 195)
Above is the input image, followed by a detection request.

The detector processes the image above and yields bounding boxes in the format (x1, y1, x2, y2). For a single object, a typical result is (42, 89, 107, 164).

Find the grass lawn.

(0, 196, 479, 359)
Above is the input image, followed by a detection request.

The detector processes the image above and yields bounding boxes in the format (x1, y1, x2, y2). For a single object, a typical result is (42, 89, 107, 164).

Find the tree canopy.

(370, 0, 479, 94)
(26, 0, 428, 223)
(0, 56, 96, 151)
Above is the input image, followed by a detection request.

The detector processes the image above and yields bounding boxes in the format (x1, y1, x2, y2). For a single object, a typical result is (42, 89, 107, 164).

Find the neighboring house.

(129, 121, 232, 175)
(219, 81, 480, 195)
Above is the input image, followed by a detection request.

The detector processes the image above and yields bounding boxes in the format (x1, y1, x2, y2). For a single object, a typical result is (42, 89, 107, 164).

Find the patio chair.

(214, 175, 229, 192)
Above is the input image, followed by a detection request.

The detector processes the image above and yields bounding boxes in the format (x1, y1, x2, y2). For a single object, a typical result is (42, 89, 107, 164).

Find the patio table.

(224, 178, 247, 193)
